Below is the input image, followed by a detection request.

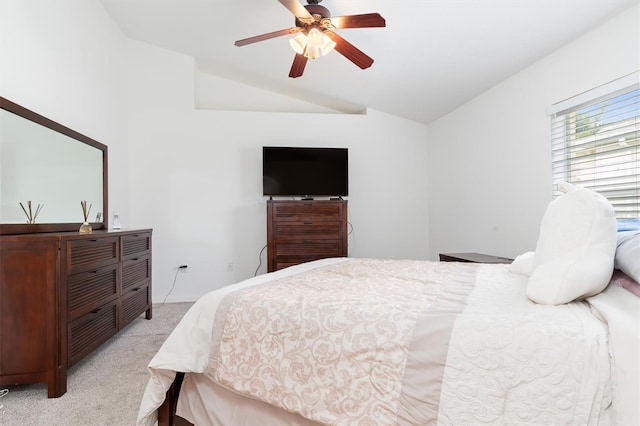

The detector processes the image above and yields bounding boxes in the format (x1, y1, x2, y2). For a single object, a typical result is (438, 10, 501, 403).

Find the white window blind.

(550, 79, 640, 218)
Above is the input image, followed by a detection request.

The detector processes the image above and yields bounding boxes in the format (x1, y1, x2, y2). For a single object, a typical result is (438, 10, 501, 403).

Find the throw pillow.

(527, 186, 617, 305)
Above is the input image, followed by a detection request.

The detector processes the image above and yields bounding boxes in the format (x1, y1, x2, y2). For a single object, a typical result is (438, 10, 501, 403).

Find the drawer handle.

(90, 308, 102, 314)
(131, 287, 140, 292)
(304, 240, 313, 244)
(132, 234, 139, 237)
(131, 257, 139, 261)
(89, 270, 98, 274)
(90, 239, 98, 242)
(304, 222, 312, 225)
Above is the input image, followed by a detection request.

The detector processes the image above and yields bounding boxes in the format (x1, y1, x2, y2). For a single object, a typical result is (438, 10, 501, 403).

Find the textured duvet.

(137, 258, 613, 425)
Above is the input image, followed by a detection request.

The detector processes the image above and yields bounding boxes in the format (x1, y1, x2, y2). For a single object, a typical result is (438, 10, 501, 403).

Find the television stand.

(266, 199, 347, 272)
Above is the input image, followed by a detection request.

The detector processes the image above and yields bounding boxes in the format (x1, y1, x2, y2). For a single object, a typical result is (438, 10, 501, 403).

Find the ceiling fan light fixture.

(289, 28, 335, 59)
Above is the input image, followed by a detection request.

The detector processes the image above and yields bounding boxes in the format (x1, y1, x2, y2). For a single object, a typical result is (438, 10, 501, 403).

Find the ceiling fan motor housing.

(304, 4, 330, 17)
(296, 4, 331, 31)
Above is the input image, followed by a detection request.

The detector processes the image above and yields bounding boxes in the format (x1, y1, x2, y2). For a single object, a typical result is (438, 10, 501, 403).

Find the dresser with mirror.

(0, 97, 153, 397)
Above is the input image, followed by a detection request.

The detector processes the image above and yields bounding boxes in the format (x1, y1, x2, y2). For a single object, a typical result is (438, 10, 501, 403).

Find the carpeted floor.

(0, 302, 193, 426)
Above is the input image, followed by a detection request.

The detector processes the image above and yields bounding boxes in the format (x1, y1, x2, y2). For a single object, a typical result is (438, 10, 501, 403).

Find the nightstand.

(439, 252, 513, 264)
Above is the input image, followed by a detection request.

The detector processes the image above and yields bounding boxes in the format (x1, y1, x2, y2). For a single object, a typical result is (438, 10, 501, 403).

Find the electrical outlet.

(226, 261, 233, 272)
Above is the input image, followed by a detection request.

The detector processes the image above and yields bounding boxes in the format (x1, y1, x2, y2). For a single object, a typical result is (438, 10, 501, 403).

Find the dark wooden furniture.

(439, 252, 513, 264)
(267, 200, 348, 272)
(0, 229, 152, 397)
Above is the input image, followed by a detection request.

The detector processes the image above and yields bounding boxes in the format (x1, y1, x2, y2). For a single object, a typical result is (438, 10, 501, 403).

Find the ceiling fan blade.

(289, 53, 308, 78)
(235, 27, 302, 47)
(330, 13, 386, 29)
(278, 0, 314, 23)
(325, 32, 374, 69)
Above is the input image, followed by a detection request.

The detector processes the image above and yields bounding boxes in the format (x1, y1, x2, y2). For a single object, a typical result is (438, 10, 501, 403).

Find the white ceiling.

(99, 0, 638, 125)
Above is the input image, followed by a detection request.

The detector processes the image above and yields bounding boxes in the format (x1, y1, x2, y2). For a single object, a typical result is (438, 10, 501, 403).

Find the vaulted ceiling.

(99, 0, 638, 125)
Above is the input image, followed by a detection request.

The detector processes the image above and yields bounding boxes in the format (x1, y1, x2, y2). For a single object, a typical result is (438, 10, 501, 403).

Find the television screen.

(263, 147, 348, 197)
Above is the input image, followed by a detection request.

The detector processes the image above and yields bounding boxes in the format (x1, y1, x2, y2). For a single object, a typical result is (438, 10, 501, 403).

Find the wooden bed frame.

(157, 372, 192, 426)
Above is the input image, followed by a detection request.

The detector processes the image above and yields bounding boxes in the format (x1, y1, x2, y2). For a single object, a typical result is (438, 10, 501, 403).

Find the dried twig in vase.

(80, 201, 92, 223)
(19, 201, 44, 224)
(79, 201, 93, 233)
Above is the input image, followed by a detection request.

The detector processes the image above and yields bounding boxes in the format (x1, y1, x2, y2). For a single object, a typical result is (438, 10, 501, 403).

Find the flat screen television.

(263, 147, 348, 198)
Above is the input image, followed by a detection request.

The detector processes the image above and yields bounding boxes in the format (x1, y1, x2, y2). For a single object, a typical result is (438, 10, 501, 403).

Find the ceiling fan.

(234, 0, 385, 78)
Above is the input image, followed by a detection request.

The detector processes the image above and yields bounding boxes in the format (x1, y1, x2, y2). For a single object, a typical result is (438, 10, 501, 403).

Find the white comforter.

(439, 263, 610, 425)
(137, 258, 635, 425)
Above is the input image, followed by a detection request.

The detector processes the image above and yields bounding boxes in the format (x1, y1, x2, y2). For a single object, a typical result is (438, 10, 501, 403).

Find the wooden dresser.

(267, 200, 347, 272)
(0, 228, 152, 397)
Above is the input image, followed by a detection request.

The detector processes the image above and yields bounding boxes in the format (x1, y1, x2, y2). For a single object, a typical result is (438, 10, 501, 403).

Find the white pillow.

(508, 251, 535, 276)
(527, 187, 617, 305)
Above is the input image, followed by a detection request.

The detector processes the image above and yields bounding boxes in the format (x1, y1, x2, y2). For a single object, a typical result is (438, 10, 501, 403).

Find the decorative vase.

(79, 222, 92, 234)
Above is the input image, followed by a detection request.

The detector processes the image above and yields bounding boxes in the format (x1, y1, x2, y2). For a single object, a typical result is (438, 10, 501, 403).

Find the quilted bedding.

(137, 258, 614, 425)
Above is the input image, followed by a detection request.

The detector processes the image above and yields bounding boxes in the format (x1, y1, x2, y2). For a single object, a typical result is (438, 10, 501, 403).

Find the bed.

(137, 186, 640, 426)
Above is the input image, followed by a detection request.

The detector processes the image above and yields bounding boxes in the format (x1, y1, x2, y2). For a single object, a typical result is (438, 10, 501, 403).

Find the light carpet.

(0, 302, 193, 426)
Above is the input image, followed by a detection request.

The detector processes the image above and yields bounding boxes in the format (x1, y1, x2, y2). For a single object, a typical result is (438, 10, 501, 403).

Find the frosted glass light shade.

(289, 28, 336, 59)
(289, 33, 307, 55)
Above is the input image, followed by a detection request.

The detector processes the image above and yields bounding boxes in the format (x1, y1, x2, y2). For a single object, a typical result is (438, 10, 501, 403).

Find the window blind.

(551, 82, 640, 218)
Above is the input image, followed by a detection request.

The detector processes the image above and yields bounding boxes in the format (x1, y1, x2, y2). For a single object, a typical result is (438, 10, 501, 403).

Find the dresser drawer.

(274, 248, 343, 270)
(271, 202, 344, 222)
(275, 240, 344, 258)
(67, 263, 118, 320)
(121, 255, 151, 293)
(67, 299, 118, 366)
(121, 284, 150, 328)
(273, 222, 343, 240)
(121, 232, 152, 261)
(65, 237, 118, 275)
(274, 260, 309, 271)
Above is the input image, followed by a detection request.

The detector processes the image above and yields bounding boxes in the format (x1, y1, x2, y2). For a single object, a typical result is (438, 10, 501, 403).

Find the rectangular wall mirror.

(0, 97, 108, 235)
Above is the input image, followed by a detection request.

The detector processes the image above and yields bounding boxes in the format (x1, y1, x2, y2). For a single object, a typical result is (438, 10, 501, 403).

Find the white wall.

(125, 41, 430, 302)
(0, 0, 130, 219)
(196, 71, 343, 114)
(427, 5, 640, 261)
(1, 1, 429, 303)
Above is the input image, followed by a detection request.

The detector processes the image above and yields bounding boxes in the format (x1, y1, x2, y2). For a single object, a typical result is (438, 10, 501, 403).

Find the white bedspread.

(137, 258, 617, 426)
(439, 263, 611, 425)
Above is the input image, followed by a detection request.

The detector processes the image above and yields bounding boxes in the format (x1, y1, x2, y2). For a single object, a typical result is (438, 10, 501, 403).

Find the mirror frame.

(0, 97, 108, 235)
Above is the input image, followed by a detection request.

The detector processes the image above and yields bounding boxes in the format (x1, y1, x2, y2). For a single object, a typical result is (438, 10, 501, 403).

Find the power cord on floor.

(255, 244, 267, 276)
(159, 267, 183, 307)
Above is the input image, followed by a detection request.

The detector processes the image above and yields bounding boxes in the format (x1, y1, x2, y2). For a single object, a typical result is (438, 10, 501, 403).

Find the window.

(550, 75, 639, 218)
